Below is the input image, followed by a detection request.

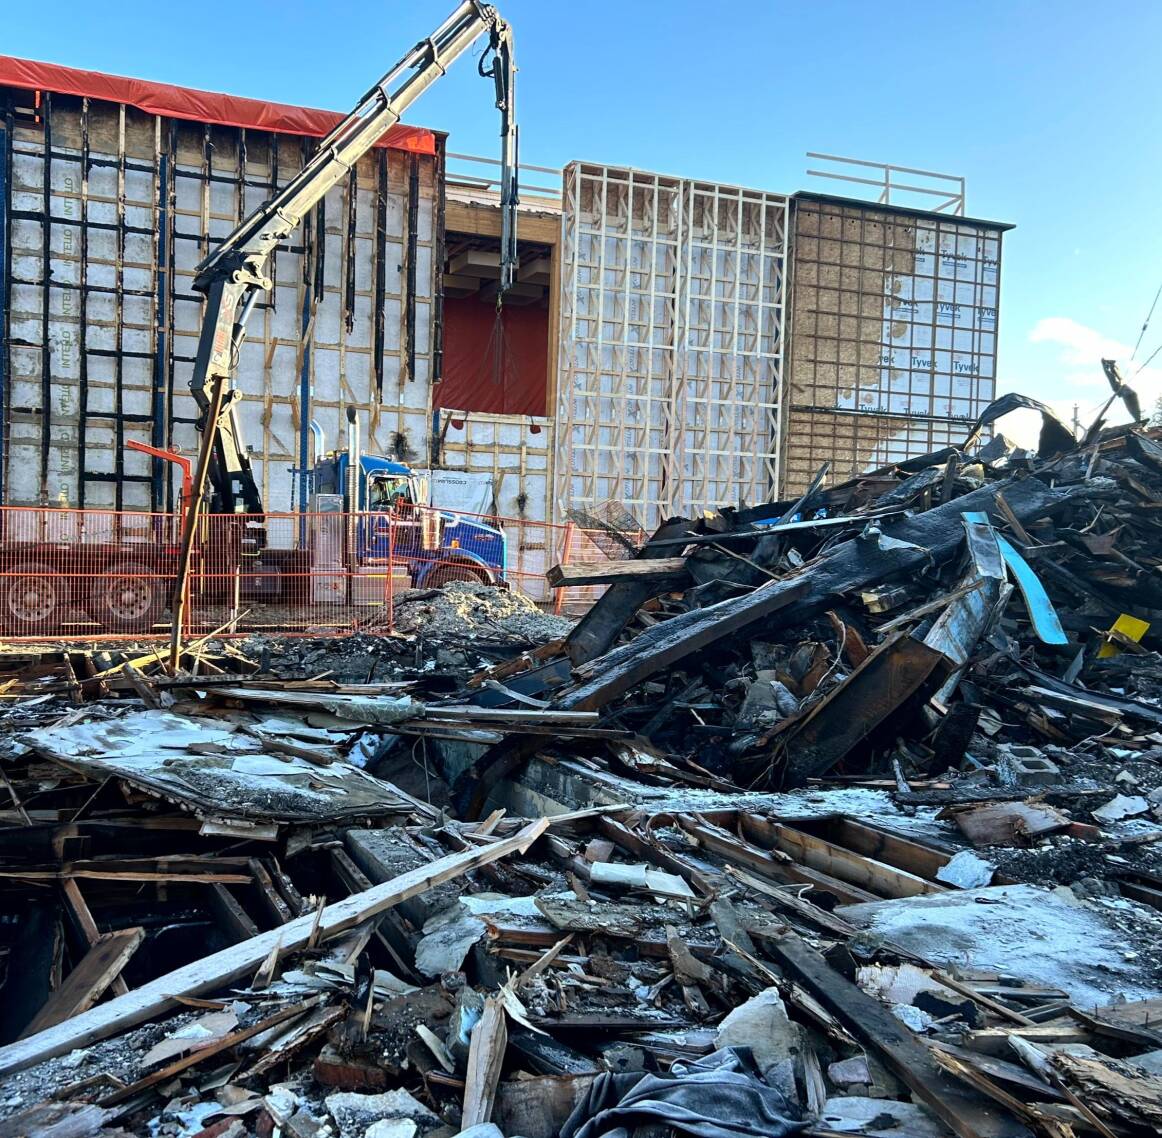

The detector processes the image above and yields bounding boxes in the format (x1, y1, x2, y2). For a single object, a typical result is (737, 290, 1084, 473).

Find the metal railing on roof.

(446, 151, 563, 205)
(805, 152, 966, 216)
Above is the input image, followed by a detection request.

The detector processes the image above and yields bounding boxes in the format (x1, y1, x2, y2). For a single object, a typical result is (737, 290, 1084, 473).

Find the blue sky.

(8, 0, 1161, 443)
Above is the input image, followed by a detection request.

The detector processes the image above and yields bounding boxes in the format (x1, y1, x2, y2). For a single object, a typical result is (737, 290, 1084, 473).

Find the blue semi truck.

(303, 412, 508, 601)
(318, 453, 507, 588)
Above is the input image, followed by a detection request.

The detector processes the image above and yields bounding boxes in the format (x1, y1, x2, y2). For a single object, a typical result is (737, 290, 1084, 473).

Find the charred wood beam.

(765, 932, 1033, 1138)
(565, 518, 700, 666)
(558, 476, 1083, 715)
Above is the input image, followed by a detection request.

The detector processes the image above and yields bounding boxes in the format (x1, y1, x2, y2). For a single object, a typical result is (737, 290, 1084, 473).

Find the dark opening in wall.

(434, 233, 552, 417)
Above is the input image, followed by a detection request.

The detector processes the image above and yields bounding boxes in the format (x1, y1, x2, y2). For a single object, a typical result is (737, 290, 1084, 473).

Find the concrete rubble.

(4, 400, 1162, 1136)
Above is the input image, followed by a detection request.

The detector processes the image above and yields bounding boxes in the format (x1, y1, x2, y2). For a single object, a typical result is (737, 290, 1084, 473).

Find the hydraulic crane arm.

(186, 0, 517, 517)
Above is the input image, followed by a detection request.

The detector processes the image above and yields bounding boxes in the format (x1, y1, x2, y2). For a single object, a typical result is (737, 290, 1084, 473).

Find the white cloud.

(1028, 316, 1134, 374)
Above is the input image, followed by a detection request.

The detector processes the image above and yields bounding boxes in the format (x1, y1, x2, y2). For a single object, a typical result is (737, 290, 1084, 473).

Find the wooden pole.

(168, 374, 227, 672)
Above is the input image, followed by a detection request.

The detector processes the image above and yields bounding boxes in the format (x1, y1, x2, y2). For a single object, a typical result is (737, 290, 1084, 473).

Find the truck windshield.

(368, 477, 411, 511)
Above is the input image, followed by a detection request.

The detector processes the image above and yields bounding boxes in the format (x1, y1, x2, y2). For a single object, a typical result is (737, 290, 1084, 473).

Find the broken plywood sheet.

(28, 709, 416, 825)
(838, 884, 1162, 1009)
(944, 801, 1070, 847)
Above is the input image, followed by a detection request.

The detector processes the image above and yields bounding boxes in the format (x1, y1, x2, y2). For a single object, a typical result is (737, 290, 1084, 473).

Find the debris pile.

(388, 582, 575, 645)
(4, 396, 1162, 1136)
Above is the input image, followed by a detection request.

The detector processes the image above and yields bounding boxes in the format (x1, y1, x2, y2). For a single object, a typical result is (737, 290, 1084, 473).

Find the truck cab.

(313, 452, 507, 588)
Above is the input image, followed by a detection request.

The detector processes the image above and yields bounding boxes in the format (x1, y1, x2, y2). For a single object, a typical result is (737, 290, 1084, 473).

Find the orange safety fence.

(0, 504, 636, 642)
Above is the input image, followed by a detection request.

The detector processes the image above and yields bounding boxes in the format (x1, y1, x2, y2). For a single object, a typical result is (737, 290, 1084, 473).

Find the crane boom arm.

(186, 0, 517, 516)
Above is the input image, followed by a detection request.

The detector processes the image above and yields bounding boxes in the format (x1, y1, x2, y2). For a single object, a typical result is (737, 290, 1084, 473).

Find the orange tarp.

(0, 56, 436, 155)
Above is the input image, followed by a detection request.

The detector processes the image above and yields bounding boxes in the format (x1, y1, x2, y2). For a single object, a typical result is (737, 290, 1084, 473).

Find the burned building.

(0, 60, 1010, 537)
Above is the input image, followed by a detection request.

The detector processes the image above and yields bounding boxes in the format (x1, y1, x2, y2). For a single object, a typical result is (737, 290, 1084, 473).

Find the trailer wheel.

(424, 562, 489, 589)
(0, 560, 70, 634)
(88, 560, 167, 633)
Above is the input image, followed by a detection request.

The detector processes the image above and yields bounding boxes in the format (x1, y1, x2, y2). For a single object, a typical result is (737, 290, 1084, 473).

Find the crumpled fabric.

(559, 1048, 806, 1138)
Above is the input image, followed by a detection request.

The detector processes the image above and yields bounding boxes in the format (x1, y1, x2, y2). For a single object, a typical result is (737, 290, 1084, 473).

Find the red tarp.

(0, 56, 436, 155)
(436, 296, 548, 417)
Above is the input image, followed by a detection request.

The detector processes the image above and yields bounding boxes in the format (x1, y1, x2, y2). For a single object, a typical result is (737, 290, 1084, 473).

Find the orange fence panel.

(0, 504, 641, 641)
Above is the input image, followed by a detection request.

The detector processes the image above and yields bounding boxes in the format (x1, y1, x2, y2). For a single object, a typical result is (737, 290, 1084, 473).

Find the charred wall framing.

(0, 89, 439, 514)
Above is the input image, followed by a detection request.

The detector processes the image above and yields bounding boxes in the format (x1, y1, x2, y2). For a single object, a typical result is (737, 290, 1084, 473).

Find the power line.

(1135, 339, 1162, 376)
(1132, 278, 1162, 361)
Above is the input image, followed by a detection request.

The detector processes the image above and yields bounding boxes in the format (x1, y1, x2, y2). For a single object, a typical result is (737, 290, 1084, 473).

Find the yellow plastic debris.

(1097, 613, 1151, 658)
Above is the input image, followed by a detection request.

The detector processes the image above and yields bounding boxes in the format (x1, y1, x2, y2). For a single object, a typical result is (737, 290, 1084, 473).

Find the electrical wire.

(1131, 278, 1162, 361)
(1135, 339, 1162, 376)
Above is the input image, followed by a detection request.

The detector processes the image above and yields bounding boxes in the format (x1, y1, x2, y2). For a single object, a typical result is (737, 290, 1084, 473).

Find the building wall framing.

(1, 91, 438, 516)
(555, 162, 788, 525)
(1, 77, 1013, 544)
(782, 195, 1004, 493)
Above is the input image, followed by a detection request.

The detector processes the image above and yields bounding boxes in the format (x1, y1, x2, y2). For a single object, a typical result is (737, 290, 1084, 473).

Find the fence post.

(387, 511, 395, 631)
(554, 521, 577, 616)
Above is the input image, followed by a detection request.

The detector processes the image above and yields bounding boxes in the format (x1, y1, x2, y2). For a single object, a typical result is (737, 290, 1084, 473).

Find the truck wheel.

(0, 560, 70, 634)
(425, 563, 489, 589)
(88, 561, 167, 633)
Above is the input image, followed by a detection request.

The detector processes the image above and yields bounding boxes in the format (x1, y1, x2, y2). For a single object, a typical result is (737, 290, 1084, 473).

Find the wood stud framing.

(555, 162, 788, 525)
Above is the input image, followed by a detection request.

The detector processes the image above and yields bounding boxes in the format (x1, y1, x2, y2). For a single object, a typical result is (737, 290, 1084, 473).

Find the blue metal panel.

(995, 531, 1068, 646)
(963, 509, 1068, 646)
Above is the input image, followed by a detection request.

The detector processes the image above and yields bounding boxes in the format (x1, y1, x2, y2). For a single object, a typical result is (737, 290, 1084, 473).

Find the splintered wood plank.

(823, 817, 955, 881)
(98, 1000, 314, 1107)
(61, 880, 129, 998)
(20, 928, 144, 1037)
(462, 995, 507, 1129)
(740, 816, 945, 899)
(546, 558, 690, 588)
(0, 818, 548, 1077)
(677, 816, 879, 907)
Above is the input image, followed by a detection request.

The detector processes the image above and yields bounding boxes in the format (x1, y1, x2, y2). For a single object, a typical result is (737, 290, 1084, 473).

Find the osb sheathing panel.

(783, 198, 1001, 495)
(781, 408, 966, 495)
